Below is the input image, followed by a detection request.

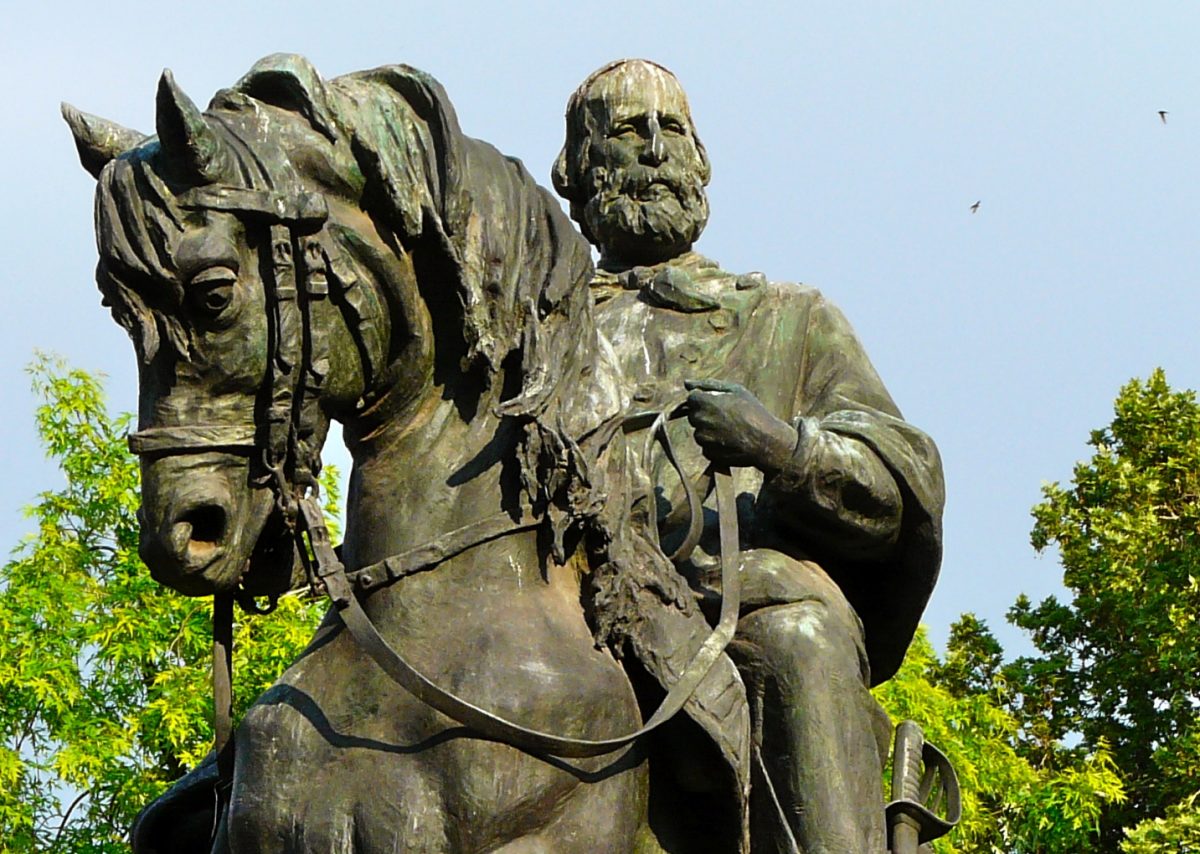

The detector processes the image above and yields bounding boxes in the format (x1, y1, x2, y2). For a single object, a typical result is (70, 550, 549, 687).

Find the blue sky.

(4, 2, 1199, 656)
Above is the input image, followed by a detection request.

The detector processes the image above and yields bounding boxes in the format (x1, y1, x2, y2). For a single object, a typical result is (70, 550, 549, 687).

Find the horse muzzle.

(137, 451, 274, 596)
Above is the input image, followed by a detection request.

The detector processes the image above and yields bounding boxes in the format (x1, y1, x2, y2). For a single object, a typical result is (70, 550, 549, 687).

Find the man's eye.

(609, 124, 638, 138)
(189, 266, 237, 316)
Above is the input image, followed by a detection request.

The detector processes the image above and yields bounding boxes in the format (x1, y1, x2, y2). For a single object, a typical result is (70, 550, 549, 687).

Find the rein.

(128, 193, 745, 766)
(293, 441, 743, 759)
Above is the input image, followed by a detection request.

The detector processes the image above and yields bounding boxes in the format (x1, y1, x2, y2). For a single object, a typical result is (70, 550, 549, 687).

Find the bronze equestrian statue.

(65, 54, 956, 852)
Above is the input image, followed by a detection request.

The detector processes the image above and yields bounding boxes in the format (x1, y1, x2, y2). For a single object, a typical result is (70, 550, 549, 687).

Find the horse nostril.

(171, 504, 227, 564)
(185, 504, 226, 544)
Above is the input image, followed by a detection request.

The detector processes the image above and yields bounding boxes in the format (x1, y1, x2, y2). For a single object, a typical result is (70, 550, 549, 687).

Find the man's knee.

(730, 600, 866, 684)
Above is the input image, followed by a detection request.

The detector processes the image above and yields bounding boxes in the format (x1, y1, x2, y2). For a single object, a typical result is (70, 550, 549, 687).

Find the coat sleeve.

(765, 418, 904, 561)
(758, 292, 945, 684)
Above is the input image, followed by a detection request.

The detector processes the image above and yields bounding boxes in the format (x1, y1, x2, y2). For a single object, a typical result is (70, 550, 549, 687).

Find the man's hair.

(551, 59, 710, 236)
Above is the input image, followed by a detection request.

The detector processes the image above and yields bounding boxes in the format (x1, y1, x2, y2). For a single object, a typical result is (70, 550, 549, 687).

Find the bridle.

(126, 186, 335, 795)
(126, 184, 745, 783)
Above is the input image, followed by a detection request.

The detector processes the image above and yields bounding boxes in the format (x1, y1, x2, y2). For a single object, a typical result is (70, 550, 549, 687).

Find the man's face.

(581, 71, 709, 266)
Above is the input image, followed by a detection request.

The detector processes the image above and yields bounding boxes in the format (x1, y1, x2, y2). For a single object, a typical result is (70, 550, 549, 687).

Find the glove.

(683, 379, 799, 472)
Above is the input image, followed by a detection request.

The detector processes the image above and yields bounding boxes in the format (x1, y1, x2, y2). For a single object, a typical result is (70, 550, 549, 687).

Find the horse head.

(64, 59, 419, 598)
(67, 55, 618, 602)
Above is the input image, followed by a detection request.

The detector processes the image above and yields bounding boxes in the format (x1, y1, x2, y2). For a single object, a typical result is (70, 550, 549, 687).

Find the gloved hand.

(684, 379, 799, 472)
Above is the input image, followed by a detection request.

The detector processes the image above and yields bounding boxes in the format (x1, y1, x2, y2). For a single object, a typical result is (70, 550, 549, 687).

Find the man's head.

(553, 59, 710, 267)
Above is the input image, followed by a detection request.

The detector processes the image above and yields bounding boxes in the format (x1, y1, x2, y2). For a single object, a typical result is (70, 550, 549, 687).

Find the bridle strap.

(343, 511, 542, 594)
(128, 425, 258, 456)
(261, 222, 305, 506)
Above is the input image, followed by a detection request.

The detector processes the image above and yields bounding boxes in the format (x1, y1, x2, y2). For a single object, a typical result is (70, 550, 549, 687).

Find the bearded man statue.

(554, 59, 946, 853)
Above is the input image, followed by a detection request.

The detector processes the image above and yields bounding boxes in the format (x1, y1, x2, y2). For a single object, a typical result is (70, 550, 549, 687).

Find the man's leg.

(728, 599, 887, 853)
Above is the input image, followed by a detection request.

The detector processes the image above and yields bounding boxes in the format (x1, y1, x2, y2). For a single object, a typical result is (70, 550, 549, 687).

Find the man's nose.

(639, 121, 667, 166)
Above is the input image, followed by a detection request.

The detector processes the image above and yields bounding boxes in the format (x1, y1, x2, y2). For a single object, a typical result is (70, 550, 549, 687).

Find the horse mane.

(94, 54, 623, 548)
(327, 60, 622, 545)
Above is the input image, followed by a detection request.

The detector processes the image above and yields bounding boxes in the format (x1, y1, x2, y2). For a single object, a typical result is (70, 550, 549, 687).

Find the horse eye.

(203, 285, 233, 313)
(189, 266, 237, 317)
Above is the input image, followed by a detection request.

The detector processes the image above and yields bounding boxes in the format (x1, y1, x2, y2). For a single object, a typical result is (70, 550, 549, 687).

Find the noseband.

(127, 185, 745, 774)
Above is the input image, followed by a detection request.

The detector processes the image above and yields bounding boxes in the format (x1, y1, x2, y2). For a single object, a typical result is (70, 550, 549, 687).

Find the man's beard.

(582, 164, 709, 266)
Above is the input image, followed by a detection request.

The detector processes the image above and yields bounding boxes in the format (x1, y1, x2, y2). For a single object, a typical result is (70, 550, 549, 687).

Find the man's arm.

(765, 416, 902, 560)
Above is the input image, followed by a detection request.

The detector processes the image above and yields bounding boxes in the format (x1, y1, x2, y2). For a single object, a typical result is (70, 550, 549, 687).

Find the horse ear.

(61, 103, 147, 179)
(234, 54, 338, 143)
(155, 68, 232, 183)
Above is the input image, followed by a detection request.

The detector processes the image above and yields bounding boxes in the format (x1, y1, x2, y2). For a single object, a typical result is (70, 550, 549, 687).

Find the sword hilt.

(886, 720, 962, 854)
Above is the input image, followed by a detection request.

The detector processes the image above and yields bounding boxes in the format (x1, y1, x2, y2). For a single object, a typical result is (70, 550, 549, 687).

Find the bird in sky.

(1159, 110, 1169, 124)
(969, 200, 981, 214)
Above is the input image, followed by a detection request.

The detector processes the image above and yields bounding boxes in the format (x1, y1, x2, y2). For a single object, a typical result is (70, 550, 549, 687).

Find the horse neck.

(343, 395, 523, 572)
(333, 279, 519, 572)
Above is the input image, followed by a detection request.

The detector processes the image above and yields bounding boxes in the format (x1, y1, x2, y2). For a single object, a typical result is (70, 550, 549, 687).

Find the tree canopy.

(873, 369, 1200, 852)
(875, 621, 1125, 853)
(1016, 369, 1200, 848)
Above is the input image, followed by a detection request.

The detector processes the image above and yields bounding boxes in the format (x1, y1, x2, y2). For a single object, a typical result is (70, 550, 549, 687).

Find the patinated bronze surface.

(552, 59, 946, 852)
(65, 54, 952, 853)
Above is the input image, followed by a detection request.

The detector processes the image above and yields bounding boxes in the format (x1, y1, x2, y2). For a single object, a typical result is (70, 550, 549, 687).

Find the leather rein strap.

(295, 453, 742, 759)
(211, 594, 235, 792)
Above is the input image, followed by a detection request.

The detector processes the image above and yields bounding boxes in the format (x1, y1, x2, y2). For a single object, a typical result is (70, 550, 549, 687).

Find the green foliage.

(876, 623, 1125, 853)
(0, 357, 329, 851)
(878, 370, 1200, 851)
(933, 613, 1004, 699)
(1120, 792, 1200, 853)
(1018, 369, 1200, 845)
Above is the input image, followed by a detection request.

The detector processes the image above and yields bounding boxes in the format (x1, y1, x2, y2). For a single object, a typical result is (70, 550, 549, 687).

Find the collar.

(591, 252, 764, 312)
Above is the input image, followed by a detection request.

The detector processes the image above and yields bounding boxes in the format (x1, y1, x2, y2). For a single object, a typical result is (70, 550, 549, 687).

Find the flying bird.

(969, 200, 981, 214)
(1159, 110, 1169, 124)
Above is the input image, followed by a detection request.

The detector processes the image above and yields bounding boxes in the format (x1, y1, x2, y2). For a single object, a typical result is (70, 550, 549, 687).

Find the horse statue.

(63, 55, 762, 852)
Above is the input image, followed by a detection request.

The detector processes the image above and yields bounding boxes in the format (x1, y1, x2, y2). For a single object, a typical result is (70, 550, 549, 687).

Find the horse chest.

(230, 552, 646, 852)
